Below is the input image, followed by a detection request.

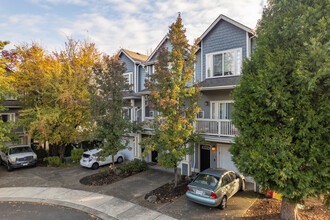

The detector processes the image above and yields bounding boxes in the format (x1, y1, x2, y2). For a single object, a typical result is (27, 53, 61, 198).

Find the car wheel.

(91, 162, 99, 170)
(7, 162, 13, 172)
(117, 156, 123, 164)
(219, 196, 227, 210)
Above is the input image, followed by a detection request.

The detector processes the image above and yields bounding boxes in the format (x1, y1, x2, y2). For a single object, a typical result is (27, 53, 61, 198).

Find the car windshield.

(194, 174, 219, 187)
(9, 147, 32, 154)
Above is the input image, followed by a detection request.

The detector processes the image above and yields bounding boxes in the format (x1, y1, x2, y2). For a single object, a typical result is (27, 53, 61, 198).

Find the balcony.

(196, 119, 238, 137)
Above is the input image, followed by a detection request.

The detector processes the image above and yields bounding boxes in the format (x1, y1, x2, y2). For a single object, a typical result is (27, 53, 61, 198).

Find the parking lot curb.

(0, 187, 176, 220)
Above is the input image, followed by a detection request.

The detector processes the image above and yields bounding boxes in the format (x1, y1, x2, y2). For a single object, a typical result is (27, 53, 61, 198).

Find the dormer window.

(206, 48, 242, 78)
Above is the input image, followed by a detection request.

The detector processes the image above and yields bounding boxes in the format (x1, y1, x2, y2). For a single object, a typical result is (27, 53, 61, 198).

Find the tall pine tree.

(230, 0, 329, 219)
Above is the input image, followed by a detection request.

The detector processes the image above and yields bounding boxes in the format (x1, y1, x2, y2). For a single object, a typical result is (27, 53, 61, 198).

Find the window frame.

(1, 113, 16, 122)
(123, 72, 133, 90)
(210, 100, 234, 120)
(205, 48, 242, 79)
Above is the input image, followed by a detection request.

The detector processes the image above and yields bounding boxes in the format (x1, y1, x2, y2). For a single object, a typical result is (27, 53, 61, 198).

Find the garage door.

(219, 144, 239, 173)
(119, 137, 134, 161)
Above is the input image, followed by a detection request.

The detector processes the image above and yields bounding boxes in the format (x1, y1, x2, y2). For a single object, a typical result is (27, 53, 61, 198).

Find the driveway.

(0, 164, 258, 219)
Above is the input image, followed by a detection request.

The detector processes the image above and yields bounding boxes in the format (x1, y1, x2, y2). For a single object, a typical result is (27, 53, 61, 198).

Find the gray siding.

(138, 65, 147, 92)
(198, 90, 233, 119)
(202, 20, 247, 81)
(149, 39, 172, 62)
(120, 53, 134, 73)
(210, 145, 217, 168)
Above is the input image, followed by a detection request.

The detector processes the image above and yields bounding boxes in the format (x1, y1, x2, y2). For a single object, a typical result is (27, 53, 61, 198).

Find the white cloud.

(1, 0, 266, 55)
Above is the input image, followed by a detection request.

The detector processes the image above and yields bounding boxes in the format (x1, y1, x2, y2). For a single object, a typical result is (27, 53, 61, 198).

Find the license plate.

(196, 190, 203, 195)
(83, 160, 86, 162)
(23, 163, 28, 166)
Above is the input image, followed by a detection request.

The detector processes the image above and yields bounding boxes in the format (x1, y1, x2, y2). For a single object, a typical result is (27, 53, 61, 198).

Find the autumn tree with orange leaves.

(141, 14, 202, 187)
(12, 39, 100, 159)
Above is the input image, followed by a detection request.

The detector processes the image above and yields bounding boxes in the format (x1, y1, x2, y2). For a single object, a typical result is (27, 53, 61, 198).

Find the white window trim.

(205, 48, 242, 79)
(210, 100, 234, 120)
(1, 113, 16, 122)
(123, 72, 133, 90)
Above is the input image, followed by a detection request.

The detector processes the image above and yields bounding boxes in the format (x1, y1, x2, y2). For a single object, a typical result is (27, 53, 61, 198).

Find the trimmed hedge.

(71, 148, 84, 164)
(118, 159, 148, 174)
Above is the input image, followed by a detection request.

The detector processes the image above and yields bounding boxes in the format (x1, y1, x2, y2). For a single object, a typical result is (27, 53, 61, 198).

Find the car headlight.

(33, 155, 37, 160)
(9, 157, 16, 163)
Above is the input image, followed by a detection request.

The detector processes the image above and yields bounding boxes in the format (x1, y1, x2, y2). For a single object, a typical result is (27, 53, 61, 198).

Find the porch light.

(204, 101, 209, 106)
(212, 146, 216, 151)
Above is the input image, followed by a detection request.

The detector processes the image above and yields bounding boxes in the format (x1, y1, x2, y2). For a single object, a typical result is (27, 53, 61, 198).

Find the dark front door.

(200, 145, 210, 171)
(151, 150, 158, 163)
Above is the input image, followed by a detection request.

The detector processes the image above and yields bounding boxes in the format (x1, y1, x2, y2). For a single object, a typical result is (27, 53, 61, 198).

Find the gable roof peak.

(120, 49, 148, 63)
(200, 14, 253, 41)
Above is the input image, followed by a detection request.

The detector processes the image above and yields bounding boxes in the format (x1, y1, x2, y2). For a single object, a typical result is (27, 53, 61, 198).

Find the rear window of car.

(82, 154, 90, 158)
(194, 174, 219, 187)
(9, 147, 32, 154)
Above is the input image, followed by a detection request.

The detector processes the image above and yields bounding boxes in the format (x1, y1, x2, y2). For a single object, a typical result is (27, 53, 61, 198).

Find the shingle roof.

(122, 49, 148, 62)
(199, 76, 241, 88)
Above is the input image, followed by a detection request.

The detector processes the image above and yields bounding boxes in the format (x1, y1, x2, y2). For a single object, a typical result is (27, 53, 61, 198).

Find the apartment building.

(119, 15, 255, 181)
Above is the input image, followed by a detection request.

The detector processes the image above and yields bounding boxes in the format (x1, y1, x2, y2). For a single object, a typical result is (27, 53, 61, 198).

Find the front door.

(151, 150, 158, 163)
(200, 145, 210, 171)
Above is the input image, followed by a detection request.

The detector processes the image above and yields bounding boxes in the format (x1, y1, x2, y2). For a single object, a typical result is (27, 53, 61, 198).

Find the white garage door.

(119, 137, 134, 161)
(219, 144, 239, 173)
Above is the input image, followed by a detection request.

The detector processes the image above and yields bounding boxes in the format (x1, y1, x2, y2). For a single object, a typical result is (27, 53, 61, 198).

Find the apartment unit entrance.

(200, 145, 210, 171)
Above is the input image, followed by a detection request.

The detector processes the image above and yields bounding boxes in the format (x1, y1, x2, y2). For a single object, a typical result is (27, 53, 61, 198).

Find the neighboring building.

(118, 15, 256, 182)
(1, 94, 30, 146)
(118, 49, 148, 161)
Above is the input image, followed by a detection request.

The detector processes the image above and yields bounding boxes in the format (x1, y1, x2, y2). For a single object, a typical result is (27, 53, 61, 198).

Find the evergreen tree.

(230, 0, 329, 219)
(141, 14, 202, 187)
(92, 54, 131, 169)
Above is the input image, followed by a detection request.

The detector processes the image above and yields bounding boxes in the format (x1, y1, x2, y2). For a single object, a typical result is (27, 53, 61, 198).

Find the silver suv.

(0, 145, 37, 171)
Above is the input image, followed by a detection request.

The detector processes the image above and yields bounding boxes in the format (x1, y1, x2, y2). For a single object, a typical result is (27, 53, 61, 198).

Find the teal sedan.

(186, 168, 245, 209)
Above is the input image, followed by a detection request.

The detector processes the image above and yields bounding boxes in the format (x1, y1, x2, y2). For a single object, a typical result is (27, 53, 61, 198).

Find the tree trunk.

(174, 167, 178, 188)
(112, 155, 115, 170)
(59, 145, 65, 160)
(280, 198, 299, 220)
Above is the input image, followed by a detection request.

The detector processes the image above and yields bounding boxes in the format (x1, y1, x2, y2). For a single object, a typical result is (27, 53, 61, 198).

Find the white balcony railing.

(196, 119, 238, 137)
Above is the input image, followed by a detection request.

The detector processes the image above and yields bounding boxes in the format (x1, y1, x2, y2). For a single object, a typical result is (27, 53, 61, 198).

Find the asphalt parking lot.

(0, 201, 99, 220)
(0, 164, 258, 219)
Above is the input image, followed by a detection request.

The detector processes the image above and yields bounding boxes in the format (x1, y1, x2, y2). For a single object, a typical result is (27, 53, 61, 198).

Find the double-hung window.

(123, 72, 133, 90)
(206, 48, 242, 78)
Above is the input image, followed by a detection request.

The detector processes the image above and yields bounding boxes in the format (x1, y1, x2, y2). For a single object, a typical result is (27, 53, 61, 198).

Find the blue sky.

(0, 0, 266, 55)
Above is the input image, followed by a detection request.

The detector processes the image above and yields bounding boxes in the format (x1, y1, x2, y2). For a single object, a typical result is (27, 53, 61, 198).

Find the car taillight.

(186, 186, 190, 192)
(88, 157, 93, 162)
(211, 192, 217, 199)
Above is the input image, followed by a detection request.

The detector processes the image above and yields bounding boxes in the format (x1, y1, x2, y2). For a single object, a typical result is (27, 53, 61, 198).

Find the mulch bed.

(242, 195, 329, 220)
(80, 170, 132, 186)
(145, 178, 191, 204)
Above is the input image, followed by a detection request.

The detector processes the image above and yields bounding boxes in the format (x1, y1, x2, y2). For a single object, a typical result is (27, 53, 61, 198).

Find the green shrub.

(35, 148, 47, 160)
(71, 148, 84, 164)
(43, 156, 63, 167)
(119, 159, 148, 174)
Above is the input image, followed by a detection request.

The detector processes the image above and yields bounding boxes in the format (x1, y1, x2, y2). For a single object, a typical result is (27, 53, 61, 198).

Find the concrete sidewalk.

(0, 187, 176, 220)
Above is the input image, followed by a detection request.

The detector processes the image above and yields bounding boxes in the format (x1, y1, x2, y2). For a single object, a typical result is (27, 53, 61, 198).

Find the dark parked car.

(186, 168, 245, 209)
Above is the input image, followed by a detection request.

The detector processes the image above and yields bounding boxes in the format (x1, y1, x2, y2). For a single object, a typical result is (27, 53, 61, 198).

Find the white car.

(0, 145, 37, 171)
(80, 149, 124, 170)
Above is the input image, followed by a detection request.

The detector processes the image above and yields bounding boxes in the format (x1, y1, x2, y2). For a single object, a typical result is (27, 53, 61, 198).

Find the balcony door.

(210, 101, 233, 120)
